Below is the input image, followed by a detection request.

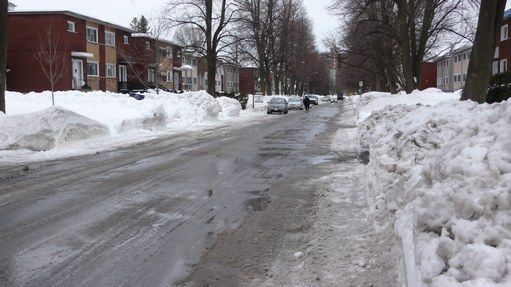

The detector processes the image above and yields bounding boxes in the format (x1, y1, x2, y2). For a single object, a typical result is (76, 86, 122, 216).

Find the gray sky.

(9, 0, 511, 51)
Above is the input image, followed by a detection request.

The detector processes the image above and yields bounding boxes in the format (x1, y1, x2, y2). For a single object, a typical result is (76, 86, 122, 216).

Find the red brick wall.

(419, 62, 437, 90)
(7, 14, 86, 92)
(497, 17, 511, 70)
(240, 68, 258, 94)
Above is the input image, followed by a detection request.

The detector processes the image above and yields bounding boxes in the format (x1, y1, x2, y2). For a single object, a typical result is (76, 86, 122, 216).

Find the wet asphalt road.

(0, 104, 342, 287)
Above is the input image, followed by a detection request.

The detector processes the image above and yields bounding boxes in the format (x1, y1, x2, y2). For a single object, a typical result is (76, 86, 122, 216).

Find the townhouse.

(493, 9, 511, 76)
(436, 45, 471, 92)
(180, 54, 240, 93)
(6, 10, 183, 93)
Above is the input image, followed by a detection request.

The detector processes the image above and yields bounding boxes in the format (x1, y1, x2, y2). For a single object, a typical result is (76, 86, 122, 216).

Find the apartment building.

(436, 45, 471, 92)
(6, 10, 183, 93)
(223, 63, 239, 93)
(493, 9, 511, 77)
(239, 67, 261, 95)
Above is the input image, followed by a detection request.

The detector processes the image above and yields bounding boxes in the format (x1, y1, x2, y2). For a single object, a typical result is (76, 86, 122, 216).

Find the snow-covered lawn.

(353, 89, 511, 286)
(0, 90, 266, 162)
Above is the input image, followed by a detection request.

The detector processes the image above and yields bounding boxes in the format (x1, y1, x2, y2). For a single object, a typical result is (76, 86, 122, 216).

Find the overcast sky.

(10, 0, 511, 51)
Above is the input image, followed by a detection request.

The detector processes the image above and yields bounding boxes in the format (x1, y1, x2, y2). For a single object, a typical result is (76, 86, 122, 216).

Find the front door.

(71, 59, 83, 89)
(119, 65, 127, 82)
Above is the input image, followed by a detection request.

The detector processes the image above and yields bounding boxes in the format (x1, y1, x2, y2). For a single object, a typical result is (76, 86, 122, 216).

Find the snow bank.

(0, 106, 109, 151)
(356, 90, 511, 286)
(217, 96, 242, 119)
(2, 90, 252, 154)
(356, 89, 461, 122)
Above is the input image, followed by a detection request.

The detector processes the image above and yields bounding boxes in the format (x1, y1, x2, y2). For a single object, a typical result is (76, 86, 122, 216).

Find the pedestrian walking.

(303, 96, 311, 111)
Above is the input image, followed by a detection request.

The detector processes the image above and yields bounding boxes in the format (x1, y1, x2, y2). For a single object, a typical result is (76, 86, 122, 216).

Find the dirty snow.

(356, 90, 511, 287)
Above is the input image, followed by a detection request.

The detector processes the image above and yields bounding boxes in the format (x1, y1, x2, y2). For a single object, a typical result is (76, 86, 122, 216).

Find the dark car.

(337, 93, 344, 101)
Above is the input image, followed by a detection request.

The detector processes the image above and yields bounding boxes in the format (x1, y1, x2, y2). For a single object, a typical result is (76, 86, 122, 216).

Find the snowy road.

(0, 103, 396, 286)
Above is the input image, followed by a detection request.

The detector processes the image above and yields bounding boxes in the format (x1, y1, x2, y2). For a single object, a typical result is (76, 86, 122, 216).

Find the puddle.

(358, 151, 370, 164)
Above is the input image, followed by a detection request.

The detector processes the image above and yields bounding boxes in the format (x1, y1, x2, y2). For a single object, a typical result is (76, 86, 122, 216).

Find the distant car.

(337, 93, 344, 100)
(308, 95, 319, 105)
(322, 95, 331, 102)
(330, 96, 338, 103)
(288, 97, 304, 110)
(267, 97, 289, 114)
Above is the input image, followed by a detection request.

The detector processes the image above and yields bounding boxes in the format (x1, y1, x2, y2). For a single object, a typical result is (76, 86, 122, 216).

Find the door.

(71, 59, 83, 89)
(119, 65, 127, 82)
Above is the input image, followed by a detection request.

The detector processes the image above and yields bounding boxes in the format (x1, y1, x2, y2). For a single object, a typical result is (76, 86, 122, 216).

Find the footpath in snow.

(0, 90, 267, 162)
(355, 89, 511, 287)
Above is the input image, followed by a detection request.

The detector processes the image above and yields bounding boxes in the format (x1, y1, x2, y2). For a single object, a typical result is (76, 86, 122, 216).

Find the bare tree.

(0, 0, 8, 113)
(166, 0, 239, 95)
(33, 26, 66, 106)
(462, 0, 506, 103)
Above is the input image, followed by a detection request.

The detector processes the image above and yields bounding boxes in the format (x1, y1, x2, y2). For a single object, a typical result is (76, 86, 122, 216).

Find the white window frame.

(67, 21, 76, 32)
(492, 61, 499, 75)
(501, 24, 508, 41)
(123, 35, 129, 44)
(87, 61, 99, 77)
(105, 31, 116, 47)
(494, 46, 500, 59)
(106, 63, 116, 78)
(145, 41, 151, 50)
(500, 59, 508, 73)
(148, 69, 155, 82)
(86, 26, 98, 43)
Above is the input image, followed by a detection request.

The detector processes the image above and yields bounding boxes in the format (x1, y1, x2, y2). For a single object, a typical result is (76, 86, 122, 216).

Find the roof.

(8, 10, 133, 32)
(131, 33, 181, 47)
(434, 44, 472, 61)
(505, 9, 511, 20)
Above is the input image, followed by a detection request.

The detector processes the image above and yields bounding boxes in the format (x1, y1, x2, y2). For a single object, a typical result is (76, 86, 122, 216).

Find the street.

(0, 103, 396, 286)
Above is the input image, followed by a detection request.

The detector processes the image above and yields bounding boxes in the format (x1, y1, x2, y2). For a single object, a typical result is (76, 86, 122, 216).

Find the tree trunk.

(207, 53, 216, 95)
(462, 0, 506, 103)
(396, 0, 415, 93)
(0, 0, 8, 113)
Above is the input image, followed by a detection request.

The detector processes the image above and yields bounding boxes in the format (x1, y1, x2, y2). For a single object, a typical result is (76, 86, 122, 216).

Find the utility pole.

(0, 0, 9, 113)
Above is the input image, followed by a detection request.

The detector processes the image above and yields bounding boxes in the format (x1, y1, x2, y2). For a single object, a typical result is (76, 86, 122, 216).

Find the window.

(106, 63, 116, 78)
(192, 59, 197, 66)
(193, 77, 197, 85)
(145, 41, 150, 50)
(87, 61, 99, 76)
(105, 31, 115, 46)
(123, 35, 129, 44)
(67, 21, 75, 32)
(148, 69, 155, 82)
(494, 47, 499, 59)
(500, 59, 508, 73)
(463, 53, 467, 61)
(165, 47, 172, 58)
(187, 77, 192, 84)
(463, 74, 467, 82)
(454, 55, 458, 63)
(501, 24, 508, 41)
(86, 27, 98, 43)
(167, 71, 172, 82)
(492, 61, 499, 75)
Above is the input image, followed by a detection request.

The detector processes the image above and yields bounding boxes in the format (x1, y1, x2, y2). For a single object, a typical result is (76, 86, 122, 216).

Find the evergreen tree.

(138, 15, 150, 34)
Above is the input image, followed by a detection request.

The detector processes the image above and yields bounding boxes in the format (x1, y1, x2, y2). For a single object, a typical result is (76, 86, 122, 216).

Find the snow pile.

(5, 90, 236, 136)
(0, 106, 109, 151)
(357, 89, 461, 122)
(216, 96, 242, 119)
(357, 91, 511, 286)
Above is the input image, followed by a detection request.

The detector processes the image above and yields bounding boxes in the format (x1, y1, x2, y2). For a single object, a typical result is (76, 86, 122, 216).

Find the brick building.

(493, 9, 511, 76)
(6, 10, 183, 93)
(239, 67, 260, 95)
(419, 62, 437, 90)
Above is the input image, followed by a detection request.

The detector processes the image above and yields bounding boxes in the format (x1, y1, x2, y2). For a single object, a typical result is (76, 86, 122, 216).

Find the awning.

(71, 51, 94, 58)
(174, 65, 193, 71)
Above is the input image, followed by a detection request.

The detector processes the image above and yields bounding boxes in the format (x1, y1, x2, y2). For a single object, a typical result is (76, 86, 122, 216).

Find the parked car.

(337, 93, 344, 101)
(330, 95, 338, 103)
(288, 97, 304, 110)
(267, 97, 289, 114)
(308, 95, 319, 105)
(322, 95, 331, 102)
